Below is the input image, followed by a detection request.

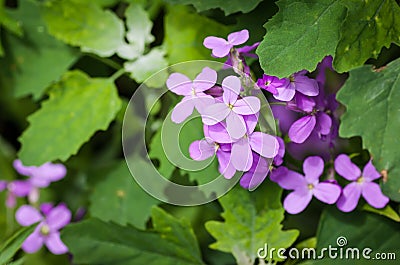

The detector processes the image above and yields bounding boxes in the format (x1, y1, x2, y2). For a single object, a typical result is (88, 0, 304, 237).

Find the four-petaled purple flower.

(273, 71, 319, 102)
(203, 29, 249, 58)
(0, 180, 31, 208)
(202, 75, 260, 139)
(16, 203, 71, 254)
(334, 154, 389, 212)
(271, 156, 341, 214)
(167, 67, 217, 123)
(257, 74, 289, 95)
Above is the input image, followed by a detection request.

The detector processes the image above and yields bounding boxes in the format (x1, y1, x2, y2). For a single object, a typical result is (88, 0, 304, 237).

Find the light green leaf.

(256, 0, 346, 78)
(80, 0, 120, 7)
(0, 0, 23, 37)
(337, 58, 400, 201)
(41, 0, 124, 57)
(117, 4, 154, 60)
(362, 204, 400, 223)
(205, 182, 299, 264)
(333, 0, 400, 72)
(164, 0, 263, 15)
(0, 0, 78, 99)
(18, 70, 121, 165)
(62, 207, 204, 265)
(90, 161, 159, 229)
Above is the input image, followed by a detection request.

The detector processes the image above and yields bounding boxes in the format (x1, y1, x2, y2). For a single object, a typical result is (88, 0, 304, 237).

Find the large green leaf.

(0, 225, 36, 265)
(90, 161, 158, 229)
(333, 0, 400, 72)
(0, 0, 78, 99)
(62, 207, 204, 264)
(256, 0, 346, 78)
(337, 58, 400, 201)
(41, 0, 124, 57)
(164, 0, 263, 15)
(18, 70, 121, 165)
(205, 182, 299, 264)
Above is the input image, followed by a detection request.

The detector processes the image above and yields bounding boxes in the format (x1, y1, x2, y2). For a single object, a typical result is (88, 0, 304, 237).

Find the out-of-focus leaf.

(337, 58, 400, 201)
(62, 207, 204, 264)
(333, 0, 400, 72)
(90, 161, 158, 229)
(205, 182, 299, 264)
(18, 70, 121, 165)
(362, 204, 400, 222)
(0, 0, 78, 99)
(41, 0, 124, 57)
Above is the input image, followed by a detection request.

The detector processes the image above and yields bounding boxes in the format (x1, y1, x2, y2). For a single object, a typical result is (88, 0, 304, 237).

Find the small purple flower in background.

(334, 154, 389, 212)
(0, 180, 31, 208)
(257, 74, 288, 95)
(271, 156, 341, 214)
(16, 203, 71, 254)
(273, 71, 319, 102)
(166, 67, 217, 123)
(202, 75, 260, 139)
(203, 29, 249, 58)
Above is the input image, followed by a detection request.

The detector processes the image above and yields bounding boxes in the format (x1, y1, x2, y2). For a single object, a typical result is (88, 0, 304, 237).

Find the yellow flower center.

(40, 224, 50, 236)
(357, 176, 365, 184)
(307, 184, 314, 190)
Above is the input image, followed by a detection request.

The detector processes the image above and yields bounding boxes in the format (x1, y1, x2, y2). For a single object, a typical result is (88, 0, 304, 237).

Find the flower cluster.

(0, 160, 73, 255)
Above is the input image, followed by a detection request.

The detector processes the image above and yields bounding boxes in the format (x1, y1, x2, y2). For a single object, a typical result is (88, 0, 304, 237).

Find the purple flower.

(316, 56, 333, 85)
(256, 74, 289, 95)
(202, 75, 260, 139)
(273, 137, 285, 166)
(203, 29, 249, 58)
(13, 159, 66, 188)
(273, 71, 319, 102)
(334, 154, 389, 212)
(166, 67, 217, 123)
(16, 203, 71, 254)
(240, 153, 269, 190)
(271, 156, 341, 214)
(0, 180, 31, 208)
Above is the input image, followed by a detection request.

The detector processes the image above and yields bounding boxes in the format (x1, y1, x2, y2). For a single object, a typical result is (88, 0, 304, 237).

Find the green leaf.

(205, 182, 299, 264)
(149, 126, 176, 180)
(333, 0, 400, 72)
(362, 204, 400, 223)
(41, 0, 124, 57)
(314, 208, 400, 264)
(336, 58, 400, 201)
(0, 0, 23, 37)
(90, 161, 158, 229)
(256, 0, 346, 78)
(164, 0, 263, 15)
(0, 0, 78, 99)
(62, 207, 204, 264)
(18, 70, 121, 165)
(0, 224, 36, 265)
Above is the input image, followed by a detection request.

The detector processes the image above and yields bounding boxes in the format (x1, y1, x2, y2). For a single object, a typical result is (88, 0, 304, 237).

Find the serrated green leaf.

(205, 182, 299, 264)
(0, 224, 36, 265)
(0, 0, 78, 99)
(62, 207, 204, 265)
(333, 0, 400, 72)
(336, 58, 400, 201)
(164, 0, 263, 15)
(41, 0, 124, 57)
(90, 161, 159, 229)
(18, 70, 121, 165)
(256, 0, 346, 78)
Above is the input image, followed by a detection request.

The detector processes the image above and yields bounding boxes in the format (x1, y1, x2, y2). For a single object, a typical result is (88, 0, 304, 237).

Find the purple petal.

(231, 138, 253, 171)
(171, 97, 195, 123)
(46, 204, 72, 231)
(313, 182, 341, 204)
(233, 96, 260, 115)
(222, 75, 241, 105)
(270, 167, 306, 190)
(45, 232, 68, 255)
(22, 229, 44, 253)
(334, 154, 361, 181)
(193, 67, 217, 92)
(0, 180, 7, 191)
(226, 112, 246, 139)
(294, 75, 319, 96)
(273, 137, 285, 166)
(249, 132, 278, 158)
(362, 160, 381, 181)
(166, 73, 192, 96)
(13, 159, 32, 176)
(227, 29, 249, 45)
(240, 154, 269, 190)
(295, 93, 315, 112)
(16, 205, 43, 226)
(192, 94, 215, 114)
(217, 150, 236, 179)
(316, 112, 332, 135)
(284, 190, 313, 214)
(237, 42, 259, 54)
(206, 123, 233, 144)
(8, 180, 32, 197)
(29, 163, 67, 186)
(362, 182, 389, 209)
(203, 36, 231, 57)
(202, 103, 230, 125)
(189, 140, 215, 161)
(244, 114, 258, 134)
(273, 83, 295, 102)
(288, 115, 316, 143)
(337, 182, 362, 212)
(303, 156, 324, 183)
(40, 203, 54, 216)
